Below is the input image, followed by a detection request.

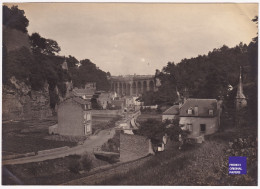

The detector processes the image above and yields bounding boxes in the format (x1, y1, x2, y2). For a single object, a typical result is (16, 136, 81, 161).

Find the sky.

(5, 3, 258, 75)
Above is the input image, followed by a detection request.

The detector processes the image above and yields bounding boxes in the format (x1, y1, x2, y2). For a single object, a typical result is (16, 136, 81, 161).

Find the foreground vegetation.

(3, 153, 108, 185)
(99, 126, 257, 185)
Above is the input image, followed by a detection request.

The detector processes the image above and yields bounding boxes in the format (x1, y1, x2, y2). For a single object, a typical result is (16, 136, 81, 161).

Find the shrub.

(80, 153, 93, 171)
(68, 159, 80, 174)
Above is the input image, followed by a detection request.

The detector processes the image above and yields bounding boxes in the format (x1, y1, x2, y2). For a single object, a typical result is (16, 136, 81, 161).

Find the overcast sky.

(6, 3, 258, 75)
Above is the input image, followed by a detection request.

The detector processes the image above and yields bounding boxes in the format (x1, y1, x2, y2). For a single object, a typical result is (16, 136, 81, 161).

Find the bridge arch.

(132, 82, 137, 96)
(126, 83, 131, 96)
(123, 83, 126, 96)
(137, 81, 142, 96)
(114, 83, 118, 93)
(143, 81, 147, 93)
(119, 83, 122, 96)
(149, 80, 154, 92)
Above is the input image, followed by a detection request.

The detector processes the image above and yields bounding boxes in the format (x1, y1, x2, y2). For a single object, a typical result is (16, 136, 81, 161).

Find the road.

(2, 129, 115, 165)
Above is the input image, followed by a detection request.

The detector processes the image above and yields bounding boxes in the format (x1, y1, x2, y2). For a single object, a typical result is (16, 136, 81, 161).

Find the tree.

(44, 39, 61, 55)
(29, 32, 61, 55)
(69, 59, 110, 91)
(66, 55, 79, 69)
(3, 5, 29, 33)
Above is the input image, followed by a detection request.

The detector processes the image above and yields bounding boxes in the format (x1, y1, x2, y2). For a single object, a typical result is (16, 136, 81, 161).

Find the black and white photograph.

(1, 1, 258, 186)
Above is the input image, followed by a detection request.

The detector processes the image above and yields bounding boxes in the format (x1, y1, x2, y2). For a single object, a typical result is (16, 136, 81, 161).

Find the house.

(96, 92, 112, 109)
(162, 105, 179, 122)
(57, 97, 92, 136)
(179, 98, 221, 141)
(110, 99, 126, 110)
(72, 82, 96, 100)
(120, 133, 154, 162)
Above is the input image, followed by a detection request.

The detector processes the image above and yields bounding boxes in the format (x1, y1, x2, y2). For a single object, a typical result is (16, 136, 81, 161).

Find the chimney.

(194, 106, 199, 116)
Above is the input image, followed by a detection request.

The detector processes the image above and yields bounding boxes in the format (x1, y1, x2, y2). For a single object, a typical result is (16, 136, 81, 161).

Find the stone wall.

(2, 77, 52, 120)
(91, 110, 122, 116)
(120, 133, 154, 162)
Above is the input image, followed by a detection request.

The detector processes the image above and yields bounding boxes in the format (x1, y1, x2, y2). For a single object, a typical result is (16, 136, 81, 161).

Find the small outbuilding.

(162, 105, 179, 122)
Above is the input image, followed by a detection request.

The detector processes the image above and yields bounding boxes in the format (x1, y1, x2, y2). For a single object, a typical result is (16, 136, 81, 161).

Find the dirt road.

(2, 129, 115, 165)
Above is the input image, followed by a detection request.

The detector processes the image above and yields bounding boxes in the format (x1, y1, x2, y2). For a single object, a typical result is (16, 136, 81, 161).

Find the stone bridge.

(110, 75, 157, 96)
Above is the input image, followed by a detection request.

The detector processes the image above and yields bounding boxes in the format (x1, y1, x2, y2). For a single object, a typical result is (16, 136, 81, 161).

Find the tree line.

(141, 16, 258, 127)
(3, 5, 111, 110)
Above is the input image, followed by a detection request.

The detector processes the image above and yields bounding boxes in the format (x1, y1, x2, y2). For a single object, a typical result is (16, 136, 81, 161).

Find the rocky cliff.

(3, 77, 53, 120)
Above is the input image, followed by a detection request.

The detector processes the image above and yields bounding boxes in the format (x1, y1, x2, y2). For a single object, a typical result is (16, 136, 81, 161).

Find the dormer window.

(209, 109, 213, 116)
(188, 108, 193, 115)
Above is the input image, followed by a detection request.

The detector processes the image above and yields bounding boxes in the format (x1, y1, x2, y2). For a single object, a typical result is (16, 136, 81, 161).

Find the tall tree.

(29, 32, 61, 55)
(3, 5, 29, 33)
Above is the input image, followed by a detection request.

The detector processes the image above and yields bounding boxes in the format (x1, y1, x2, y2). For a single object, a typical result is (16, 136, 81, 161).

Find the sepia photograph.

(1, 1, 258, 186)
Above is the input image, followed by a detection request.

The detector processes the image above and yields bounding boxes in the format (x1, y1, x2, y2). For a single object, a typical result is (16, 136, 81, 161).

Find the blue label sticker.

(229, 156, 247, 174)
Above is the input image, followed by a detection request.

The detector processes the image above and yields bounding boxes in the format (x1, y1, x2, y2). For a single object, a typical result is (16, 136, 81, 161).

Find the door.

(200, 124, 206, 134)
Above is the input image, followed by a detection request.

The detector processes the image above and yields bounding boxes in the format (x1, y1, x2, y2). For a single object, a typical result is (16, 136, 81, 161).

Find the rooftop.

(162, 105, 179, 115)
(73, 97, 91, 105)
(179, 98, 218, 117)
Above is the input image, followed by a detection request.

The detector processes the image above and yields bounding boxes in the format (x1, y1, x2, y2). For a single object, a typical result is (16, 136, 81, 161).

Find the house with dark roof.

(179, 98, 222, 141)
(162, 105, 179, 122)
(72, 82, 96, 100)
(57, 97, 92, 136)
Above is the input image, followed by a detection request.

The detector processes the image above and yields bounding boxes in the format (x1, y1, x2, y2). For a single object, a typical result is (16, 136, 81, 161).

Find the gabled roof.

(73, 88, 95, 97)
(179, 98, 217, 117)
(162, 105, 179, 115)
(73, 97, 91, 105)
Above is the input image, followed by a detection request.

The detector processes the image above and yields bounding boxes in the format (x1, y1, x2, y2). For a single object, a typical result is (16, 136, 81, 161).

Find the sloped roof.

(73, 88, 95, 97)
(73, 97, 91, 105)
(162, 105, 179, 115)
(179, 98, 217, 117)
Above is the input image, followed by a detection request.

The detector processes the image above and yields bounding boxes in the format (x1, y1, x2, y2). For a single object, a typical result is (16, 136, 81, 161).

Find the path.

(2, 129, 115, 165)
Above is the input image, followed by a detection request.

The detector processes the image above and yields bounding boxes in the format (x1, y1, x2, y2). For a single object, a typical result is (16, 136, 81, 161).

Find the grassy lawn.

(2, 118, 77, 154)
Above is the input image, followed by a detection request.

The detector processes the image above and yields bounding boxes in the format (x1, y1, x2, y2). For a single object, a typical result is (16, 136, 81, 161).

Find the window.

(200, 124, 206, 133)
(187, 124, 193, 132)
(209, 109, 213, 116)
(180, 124, 185, 130)
(188, 108, 193, 115)
(87, 113, 91, 121)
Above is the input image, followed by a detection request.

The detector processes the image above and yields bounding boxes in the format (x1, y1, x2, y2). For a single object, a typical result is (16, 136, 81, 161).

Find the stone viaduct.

(110, 75, 156, 96)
